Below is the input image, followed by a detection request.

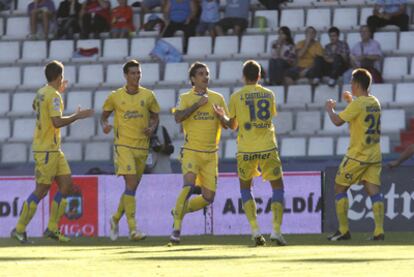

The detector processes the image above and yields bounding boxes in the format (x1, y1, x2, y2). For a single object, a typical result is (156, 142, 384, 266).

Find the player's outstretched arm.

(174, 94, 208, 123)
(144, 112, 159, 137)
(52, 107, 95, 128)
(325, 99, 345, 126)
(388, 144, 414, 169)
(100, 110, 113, 134)
(212, 104, 237, 130)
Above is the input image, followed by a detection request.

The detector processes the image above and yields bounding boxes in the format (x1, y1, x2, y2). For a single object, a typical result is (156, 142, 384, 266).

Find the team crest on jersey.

(345, 173, 353, 180)
(127, 165, 131, 171)
(188, 163, 192, 169)
(53, 97, 60, 111)
(244, 122, 252, 130)
(140, 100, 145, 107)
(273, 167, 280, 176)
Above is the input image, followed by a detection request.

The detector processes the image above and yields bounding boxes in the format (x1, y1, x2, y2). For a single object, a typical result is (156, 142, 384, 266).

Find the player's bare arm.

(144, 112, 159, 137)
(325, 99, 345, 126)
(174, 94, 208, 123)
(388, 144, 414, 169)
(51, 106, 94, 128)
(100, 110, 113, 134)
(212, 104, 237, 130)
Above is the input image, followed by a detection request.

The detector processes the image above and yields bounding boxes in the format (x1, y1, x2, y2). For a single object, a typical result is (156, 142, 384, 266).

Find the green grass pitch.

(1, 233, 414, 277)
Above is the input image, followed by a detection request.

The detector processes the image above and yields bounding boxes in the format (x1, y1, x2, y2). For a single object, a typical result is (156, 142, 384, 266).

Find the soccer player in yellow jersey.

(214, 60, 287, 246)
(170, 62, 229, 244)
(326, 68, 384, 241)
(101, 60, 160, 241)
(11, 60, 94, 243)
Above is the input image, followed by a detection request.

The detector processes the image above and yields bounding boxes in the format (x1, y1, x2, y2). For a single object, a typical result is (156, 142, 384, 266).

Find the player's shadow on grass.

(282, 257, 414, 263)
(0, 257, 61, 262)
(117, 247, 204, 255)
(126, 255, 259, 261)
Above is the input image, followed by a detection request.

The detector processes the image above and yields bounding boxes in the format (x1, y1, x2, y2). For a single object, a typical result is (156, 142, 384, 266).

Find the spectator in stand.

(345, 25, 383, 84)
(56, 0, 82, 39)
(162, 0, 198, 54)
(305, 27, 350, 87)
(268, 26, 296, 86)
(285, 26, 324, 86)
(27, 0, 56, 39)
(80, 0, 111, 39)
(140, 0, 164, 28)
(196, 0, 220, 38)
(111, 0, 134, 38)
(367, 0, 409, 33)
(215, 0, 250, 37)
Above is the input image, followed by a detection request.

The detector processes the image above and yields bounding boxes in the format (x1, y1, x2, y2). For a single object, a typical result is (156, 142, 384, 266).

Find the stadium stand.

(0, 0, 413, 163)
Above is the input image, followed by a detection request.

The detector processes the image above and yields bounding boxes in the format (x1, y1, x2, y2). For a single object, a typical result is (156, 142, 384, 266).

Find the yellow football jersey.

(32, 85, 63, 152)
(339, 95, 382, 163)
(103, 86, 160, 149)
(229, 84, 278, 153)
(176, 88, 229, 152)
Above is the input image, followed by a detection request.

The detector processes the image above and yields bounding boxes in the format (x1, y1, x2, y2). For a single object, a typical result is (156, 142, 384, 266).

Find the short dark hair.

(45, 60, 63, 82)
(123, 59, 140, 74)
(243, 60, 261, 82)
(188, 62, 208, 85)
(328, 26, 340, 36)
(352, 68, 372, 91)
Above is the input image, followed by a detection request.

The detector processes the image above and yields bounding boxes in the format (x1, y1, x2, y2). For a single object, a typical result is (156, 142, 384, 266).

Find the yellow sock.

(185, 196, 210, 213)
(112, 195, 124, 224)
(173, 186, 192, 231)
(243, 199, 259, 233)
(271, 202, 283, 234)
(48, 196, 67, 232)
(123, 194, 136, 233)
(336, 196, 349, 234)
(372, 201, 384, 236)
(16, 201, 38, 233)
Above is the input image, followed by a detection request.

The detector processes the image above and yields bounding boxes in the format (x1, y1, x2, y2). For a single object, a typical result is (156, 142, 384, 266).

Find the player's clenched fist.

(102, 121, 113, 134)
(342, 91, 353, 103)
(325, 99, 336, 110)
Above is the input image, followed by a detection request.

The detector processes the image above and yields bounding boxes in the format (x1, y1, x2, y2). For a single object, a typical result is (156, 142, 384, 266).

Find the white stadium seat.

(374, 32, 397, 53)
(218, 61, 244, 85)
(49, 40, 74, 62)
(309, 85, 339, 109)
(5, 17, 30, 39)
(319, 112, 349, 135)
(306, 9, 331, 30)
(85, 142, 111, 161)
(93, 90, 112, 113)
(68, 117, 95, 140)
(292, 111, 322, 135)
(0, 93, 10, 115)
(140, 63, 160, 86)
(61, 143, 83, 161)
(20, 41, 47, 63)
(21, 66, 46, 89)
(281, 137, 306, 157)
(280, 9, 304, 30)
(77, 64, 104, 87)
(382, 57, 407, 81)
(308, 137, 334, 156)
(0, 118, 11, 141)
(9, 92, 36, 116)
(1, 143, 27, 163)
(255, 10, 279, 30)
(162, 62, 189, 85)
(392, 83, 414, 107)
(0, 67, 21, 89)
(0, 41, 20, 64)
(237, 35, 265, 58)
(212, 36, 239, 58)
(162, 37, 183, 54)
(371, 84, 394, 107)
(186, 36, 213, 59)
(66, 91, 92, 113)
(224, 139, 237, 159)
(333, 8, 358, 30)
(336, 136, 349, 155)
(11, 118, 35, 142)
(156, 89, 176, 113)
(273, 111, 293, 135)
(285, 85, 312, 109)
(101, 38, 128, 61)
(398, 31, 414, 54)
(381, 109, 406, 133)
(129, 37, 156, 60)
(105, 64, 124, 87)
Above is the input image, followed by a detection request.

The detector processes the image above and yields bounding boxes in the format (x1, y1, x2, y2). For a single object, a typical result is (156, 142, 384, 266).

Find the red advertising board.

(49, 176, 98, 237)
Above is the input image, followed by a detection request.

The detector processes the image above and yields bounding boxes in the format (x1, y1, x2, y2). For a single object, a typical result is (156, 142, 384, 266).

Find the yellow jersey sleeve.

(339, 100, 361, 122)
(148, 91, 161, 113)
(176, 94, 189, 111)
(103, 92, 114, 112)
(48, 91, 63, 117)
